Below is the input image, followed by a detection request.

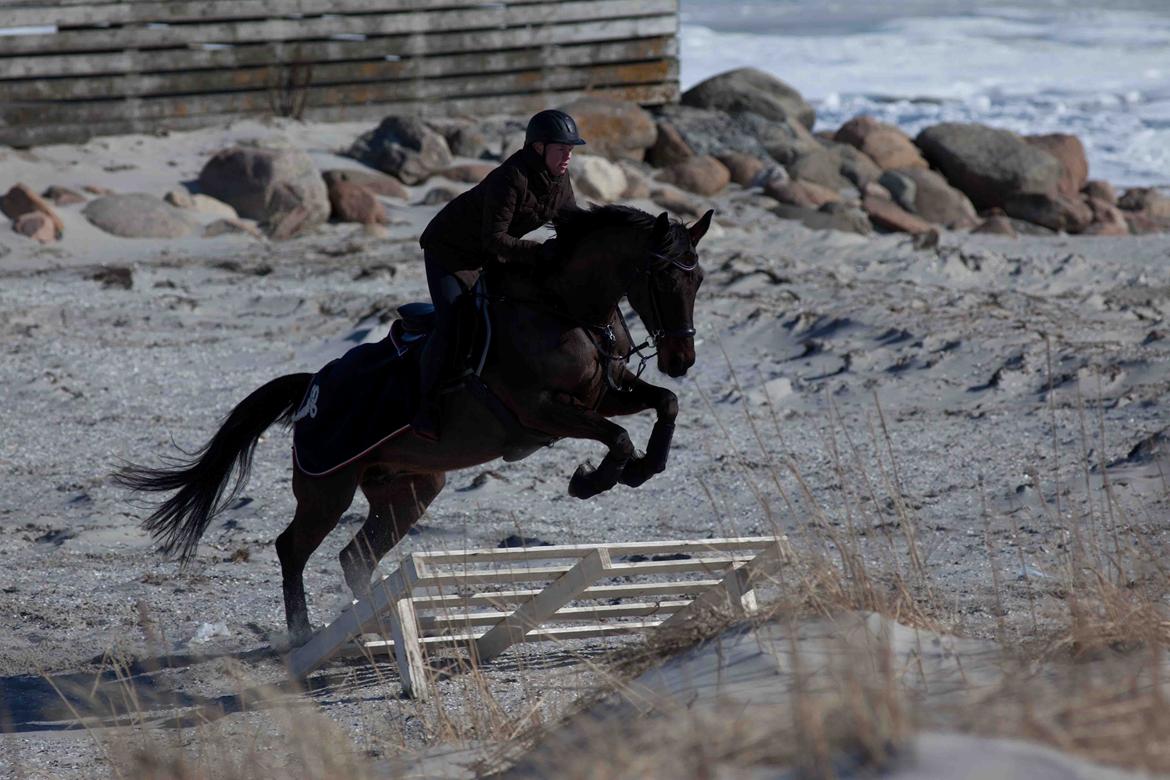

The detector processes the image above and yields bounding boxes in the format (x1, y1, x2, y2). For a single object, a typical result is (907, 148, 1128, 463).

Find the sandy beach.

(3, 113, 1170, 778)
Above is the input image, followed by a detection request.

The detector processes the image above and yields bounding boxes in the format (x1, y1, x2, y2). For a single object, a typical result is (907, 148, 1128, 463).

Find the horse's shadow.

(0, 641, 605, 733)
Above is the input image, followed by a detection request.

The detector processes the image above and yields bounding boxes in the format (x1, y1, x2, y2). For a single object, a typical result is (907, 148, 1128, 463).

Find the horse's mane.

(552, 204, 687, 260)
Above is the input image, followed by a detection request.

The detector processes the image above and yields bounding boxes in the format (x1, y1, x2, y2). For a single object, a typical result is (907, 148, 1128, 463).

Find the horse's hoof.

(619, 461, 652, 488)
(569, 463, 598, 499)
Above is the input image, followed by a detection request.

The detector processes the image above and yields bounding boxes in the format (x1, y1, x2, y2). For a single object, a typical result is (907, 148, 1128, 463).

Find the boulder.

(890, 167, 979, 229)
(83, 185, 114, 196)
(322, 169, 409, 200)
(82, 193, 201, 238)
(862, 193, 934, 234)
(834, 116, 928, 170)
(1123, 210, 1165, 234)
(190, 194, 238, 220)
(682, 67, 815, 129)
(760, 118, 822, 166)
(1, 183, 63, 237)
(615, 159, 652, 199)
(971, 215, 1017, 237)
(347, 116, 453, 184)
(197, 146, 329, 238)
(1083, 197, 1129, 236)
(203, 218, 265, 239)
(1025, 133, 1088, 199)
(878, 170, 917, 212)
(785, 148, 850, 191)
(1081, 179, 1116, 205)
(715, 152, 767, 187)
(13, 212, 56, 243)
(444, 124, 494, 160)
(1117, 187, 1170, 220)
(558, 96, 657, 160)
(771, 202, 872, 235)
(572, 155, 627, 202)
(657, 155, 731, 197)
(764, 178, 840, 209)
(1003, 192, 1093, 233)
(646, 121, 694, 168)
(914, 122, 1063, 211)
(326, 178, 388, 224)
(819, 140, 883, 189)
(42, 185, 86, 206)
(653, 105, 803, 162)
(440, 163, 496, 184)
(164, 188, 194, 209)
(650, 187, 704, 218)
(420, 186, 459, 206)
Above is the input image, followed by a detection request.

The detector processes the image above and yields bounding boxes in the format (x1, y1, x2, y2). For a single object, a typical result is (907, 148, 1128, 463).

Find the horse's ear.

(688, 209, 715, 246)
(654, 211, 671, 237)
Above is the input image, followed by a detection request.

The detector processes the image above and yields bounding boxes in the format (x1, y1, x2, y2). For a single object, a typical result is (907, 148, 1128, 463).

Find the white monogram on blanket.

(292, 384, 319, 422)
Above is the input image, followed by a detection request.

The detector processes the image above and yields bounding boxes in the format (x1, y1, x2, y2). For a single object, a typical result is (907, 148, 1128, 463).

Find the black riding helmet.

(525, 109, 587, 147)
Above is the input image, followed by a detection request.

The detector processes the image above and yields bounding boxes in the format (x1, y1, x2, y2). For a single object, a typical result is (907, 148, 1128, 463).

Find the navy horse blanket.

(292, 330, 422, 476)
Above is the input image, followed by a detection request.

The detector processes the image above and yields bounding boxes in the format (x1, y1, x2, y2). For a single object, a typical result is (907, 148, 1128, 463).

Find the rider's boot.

(411, 308, 453, 442)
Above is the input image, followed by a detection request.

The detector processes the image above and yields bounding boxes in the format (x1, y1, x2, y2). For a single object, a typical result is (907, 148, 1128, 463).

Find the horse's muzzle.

(658, 336, 696, 378)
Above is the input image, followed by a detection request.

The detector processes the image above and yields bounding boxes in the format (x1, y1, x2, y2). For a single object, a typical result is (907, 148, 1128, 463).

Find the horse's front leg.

(596, 373, 679, 488)
(517, 391, 637, 499)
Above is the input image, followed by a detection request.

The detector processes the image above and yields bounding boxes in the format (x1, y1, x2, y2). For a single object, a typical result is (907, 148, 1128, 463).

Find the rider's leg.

(412, 254, 463, 441)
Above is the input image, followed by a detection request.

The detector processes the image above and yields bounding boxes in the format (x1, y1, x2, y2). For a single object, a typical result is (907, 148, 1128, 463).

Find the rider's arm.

(481, 168, 542, 265)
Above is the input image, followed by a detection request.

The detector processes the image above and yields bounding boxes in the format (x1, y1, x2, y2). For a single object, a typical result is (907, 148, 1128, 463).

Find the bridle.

(637, 250, 698, 342)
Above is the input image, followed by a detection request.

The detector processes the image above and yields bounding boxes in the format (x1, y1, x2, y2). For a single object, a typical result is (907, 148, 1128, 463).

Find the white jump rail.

(287, 536, 790, 699)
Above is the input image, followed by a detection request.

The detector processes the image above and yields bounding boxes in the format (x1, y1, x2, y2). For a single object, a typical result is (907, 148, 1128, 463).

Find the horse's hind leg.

(276, 467, 359, 645)
(339, 471, 446, 599)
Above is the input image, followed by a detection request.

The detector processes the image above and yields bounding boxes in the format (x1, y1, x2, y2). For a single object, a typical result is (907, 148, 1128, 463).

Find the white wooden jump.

(287, 536, 790, 699)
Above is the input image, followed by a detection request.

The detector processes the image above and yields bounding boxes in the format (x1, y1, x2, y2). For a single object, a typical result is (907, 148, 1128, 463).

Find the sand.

(2, 116, 1169, 778)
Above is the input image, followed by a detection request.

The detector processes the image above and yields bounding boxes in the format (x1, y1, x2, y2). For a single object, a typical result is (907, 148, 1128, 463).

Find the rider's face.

(539, 143, 574, 176)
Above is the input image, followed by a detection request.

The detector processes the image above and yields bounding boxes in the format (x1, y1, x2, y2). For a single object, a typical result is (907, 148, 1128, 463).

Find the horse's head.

(626, 209, 713, 378)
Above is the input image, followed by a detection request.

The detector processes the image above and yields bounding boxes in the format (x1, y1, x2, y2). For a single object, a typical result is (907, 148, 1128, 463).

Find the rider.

(412, 109, 586, 440)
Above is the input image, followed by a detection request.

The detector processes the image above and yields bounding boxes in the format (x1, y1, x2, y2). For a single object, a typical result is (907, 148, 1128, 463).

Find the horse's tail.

(114, 373, 313, 564)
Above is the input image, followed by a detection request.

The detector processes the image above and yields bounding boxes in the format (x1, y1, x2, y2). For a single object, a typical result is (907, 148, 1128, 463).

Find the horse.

(115, 204, 713, 645)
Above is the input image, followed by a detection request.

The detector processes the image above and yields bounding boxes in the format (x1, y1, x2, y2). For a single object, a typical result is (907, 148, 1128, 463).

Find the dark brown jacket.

(419, 146, 577, 273)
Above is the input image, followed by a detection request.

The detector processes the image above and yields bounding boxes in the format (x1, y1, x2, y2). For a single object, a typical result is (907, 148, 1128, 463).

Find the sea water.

(680, 0, 1170, 187)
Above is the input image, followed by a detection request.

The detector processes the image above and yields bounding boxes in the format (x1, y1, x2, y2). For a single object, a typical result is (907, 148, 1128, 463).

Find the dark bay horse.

(117, 204, 713, 644)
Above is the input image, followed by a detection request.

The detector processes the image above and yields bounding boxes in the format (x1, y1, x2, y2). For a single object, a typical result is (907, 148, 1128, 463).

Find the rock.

(862, 193, 934, 234)
(646, 121, 693, 168)
(326, 178, 388, 224)
(1123, 210, 1165, 234)
(445, 124, 494, 160)
(615, 160, 652, 199)
(12, 212, 56, 243)
(764, 178, 840, 209)
(420, 186, 459, 206)
(862, 181, 891, 202)
(83, 185, 114, 196)
(1118, 187, 1170, 219)
(785, 148, 850, 191)
(42, 185, 86, 206)
(653, 105, 805, 162)
(197, 146, 329, 238)
(760, 118, 822, 166)
(203, 218, 265, 239)
(715, 152, 767, 187)
(681, 67, 815, 129)
(1081, 179, 1116, 204)
(650, 187, 704, 217)
(322, 169, 409, 200)
(819, 140, 883, 189)
(878, 170, 917, 212)
(558, 96, 657, 161)
(440, 163, 496, 184)
(82, 193, 200, 238)
(1083, 197, 1129, 236)
(834, 116, 929, 170)
(1002, 192, 1093, 233)
(1025, 133, 1088, 199)
(1, 183, 63, 237)
(890, 167, 979, 229)
(914, 122, 1063, 211)
(971, 215, 1017, 237)
(164, 188, 194, 209)
(573, 155, 627, 203)
(347, 116, 453, 184)
(771, 202, 872, 234)
(190, 194, 238, 220)
(657, 155, 731, 197)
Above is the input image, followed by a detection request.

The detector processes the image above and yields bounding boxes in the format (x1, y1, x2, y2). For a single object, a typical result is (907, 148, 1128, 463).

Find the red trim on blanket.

(292, 423, 412, 477)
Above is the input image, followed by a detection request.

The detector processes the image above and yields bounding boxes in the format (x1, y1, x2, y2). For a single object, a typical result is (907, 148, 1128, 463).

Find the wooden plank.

(417, 536, 782, 565)
(419, 600, 690, 631)
(0, 0, 676, 55)
(0, 83, 679, 147)
(352, 619, 663, 655)
(0, 17, 677, 79)
(418, 554, 748, 589)
(0, 59, 675, 126)
(387, 593, 429, 699)
(0, 0, 509, 29)
(655, 541, 789, 635)
(475, 548, 611, 662)
(0, 38, 674, 101)
(409, 580, 720, 610)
